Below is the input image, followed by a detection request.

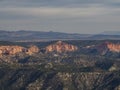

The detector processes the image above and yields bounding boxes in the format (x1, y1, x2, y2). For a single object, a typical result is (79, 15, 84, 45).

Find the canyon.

(0, 40, 120, 90)
(0, 68, 120, 90)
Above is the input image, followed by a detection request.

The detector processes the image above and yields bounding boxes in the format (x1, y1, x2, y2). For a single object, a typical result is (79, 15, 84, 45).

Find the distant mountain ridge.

(101, 31, 120, 35)
(0, 30, 91, 41)
(0, 30, 120, 41)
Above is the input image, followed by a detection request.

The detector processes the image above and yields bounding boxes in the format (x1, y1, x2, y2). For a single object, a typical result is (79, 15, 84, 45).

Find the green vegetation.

(0, 40, 120, 90)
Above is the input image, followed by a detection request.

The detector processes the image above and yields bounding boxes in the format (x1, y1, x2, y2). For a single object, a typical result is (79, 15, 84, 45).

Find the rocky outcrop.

(46, 41, 78, 53)
(97, 42, 120, 53)
(27, 45, 40, 55)
(92, 42, 120, 55)
(0, 46, 26, 55)
(106, 42, 120, 52)
(0, 45, 39, 56)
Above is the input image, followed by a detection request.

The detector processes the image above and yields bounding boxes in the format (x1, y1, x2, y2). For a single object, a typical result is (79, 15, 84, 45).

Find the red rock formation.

(106, 42, 120, 52)
(46, 41, 78, 53)
(27, 45, 39, 55)
(0, 46, 26, 55)
(96, 42, 120, 54)
(0, 45, 39, 56)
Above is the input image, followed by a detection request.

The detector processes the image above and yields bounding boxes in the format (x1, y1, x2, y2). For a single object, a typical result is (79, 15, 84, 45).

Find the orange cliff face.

(96, 42, 120, 54)
(106, 42, 120, 52)
(27, 45, 40, 55)
(0, 46, 26, 55)
(46, 41, 78, 53)
(0, 45, 39, 56)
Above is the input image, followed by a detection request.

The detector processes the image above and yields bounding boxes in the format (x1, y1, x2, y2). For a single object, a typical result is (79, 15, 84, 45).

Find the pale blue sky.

(0, 0, 120, 34)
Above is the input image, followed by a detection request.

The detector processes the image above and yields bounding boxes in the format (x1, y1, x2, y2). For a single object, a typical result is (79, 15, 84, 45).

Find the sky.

(0, 0, 120, 34)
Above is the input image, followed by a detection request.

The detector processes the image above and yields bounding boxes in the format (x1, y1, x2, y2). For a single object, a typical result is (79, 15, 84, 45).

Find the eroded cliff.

(46, 41, 78, 53)
(27, 45, 40, 55)
(92, 42, 120, 55)
(106, 42, 120, 52)
(0, 68, 120, 90)
(0, 45, 39, 56)
(0, 46, 26, 55)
